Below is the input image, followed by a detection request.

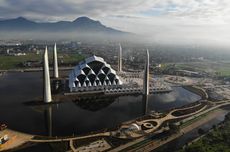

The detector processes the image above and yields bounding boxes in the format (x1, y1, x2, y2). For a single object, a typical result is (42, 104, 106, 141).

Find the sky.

(0, 0, 230, 45)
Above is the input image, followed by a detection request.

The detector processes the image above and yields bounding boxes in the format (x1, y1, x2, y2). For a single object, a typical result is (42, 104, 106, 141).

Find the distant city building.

(7, 51, 26, 56)
(175, 70, 202, 77)
(69, 55, 123, 92)
(36, 50, 40, 55)
(12, 52, 26, 56)
(6, 49, 10, 55)
(23, 60, 41, 67)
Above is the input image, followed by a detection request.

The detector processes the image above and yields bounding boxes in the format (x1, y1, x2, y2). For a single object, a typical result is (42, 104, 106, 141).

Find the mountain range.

(0, 17, 130, 40)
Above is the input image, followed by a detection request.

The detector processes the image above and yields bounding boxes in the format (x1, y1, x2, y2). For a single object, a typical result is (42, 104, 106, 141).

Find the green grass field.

(0, 53, 84, 70)
(174, 61, 230, 77)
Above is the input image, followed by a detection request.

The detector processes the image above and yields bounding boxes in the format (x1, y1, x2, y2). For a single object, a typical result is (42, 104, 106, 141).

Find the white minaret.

(118, 43, 122, 72)
(43, 46, 52, 103)
(143, 49, 149, 95)
(53, 43, 59, 78)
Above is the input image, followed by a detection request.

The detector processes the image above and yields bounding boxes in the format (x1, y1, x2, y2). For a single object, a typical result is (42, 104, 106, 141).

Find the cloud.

(0, 0, 229, 23)
(0, 0, 230, 46)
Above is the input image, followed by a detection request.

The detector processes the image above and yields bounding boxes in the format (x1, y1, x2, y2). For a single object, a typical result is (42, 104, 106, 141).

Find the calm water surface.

(0, 72, 201, 136)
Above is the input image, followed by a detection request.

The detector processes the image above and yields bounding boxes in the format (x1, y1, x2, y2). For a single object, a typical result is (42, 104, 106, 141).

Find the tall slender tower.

(118, 43, 122, 72)
(43, 46, 52, 103)
(143, 49, 149, 95)
(53, 43, 59, 78)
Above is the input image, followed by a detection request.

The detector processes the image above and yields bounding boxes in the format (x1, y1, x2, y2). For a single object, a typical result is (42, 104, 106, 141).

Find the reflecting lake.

(0, 72, 201, 136)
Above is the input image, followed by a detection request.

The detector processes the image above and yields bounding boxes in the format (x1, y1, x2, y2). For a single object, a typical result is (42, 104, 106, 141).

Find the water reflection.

(142, 95, 149, 115)
(41, 95, 150, 137)
(74, 96, 116, 111)
(51, 80, 63, 94)
(0, 72, 202, 136)
(44, 105, 53, 137)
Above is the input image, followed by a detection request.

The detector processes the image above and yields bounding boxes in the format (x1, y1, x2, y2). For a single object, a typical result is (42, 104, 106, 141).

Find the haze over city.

(0, 0, 230, 46)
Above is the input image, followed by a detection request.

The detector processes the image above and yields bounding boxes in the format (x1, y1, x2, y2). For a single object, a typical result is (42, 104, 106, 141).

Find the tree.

(198, 128, 205, 135)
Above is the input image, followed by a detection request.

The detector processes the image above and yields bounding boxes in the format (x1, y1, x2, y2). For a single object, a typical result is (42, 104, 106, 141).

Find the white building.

(69, 55, 123, 92)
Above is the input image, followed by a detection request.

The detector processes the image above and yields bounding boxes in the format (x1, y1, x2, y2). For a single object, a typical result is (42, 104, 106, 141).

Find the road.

(109, 100, 230, 152)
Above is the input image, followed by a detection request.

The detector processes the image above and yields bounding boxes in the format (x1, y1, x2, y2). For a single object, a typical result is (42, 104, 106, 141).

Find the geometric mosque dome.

(69, 55, 122, 92)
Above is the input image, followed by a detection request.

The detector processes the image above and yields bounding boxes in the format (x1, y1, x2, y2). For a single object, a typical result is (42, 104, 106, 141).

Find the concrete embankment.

(183, 85, 208, 100)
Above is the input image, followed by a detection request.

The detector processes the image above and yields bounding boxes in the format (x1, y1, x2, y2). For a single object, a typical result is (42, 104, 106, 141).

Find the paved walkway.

(115, 102, 207, 139)
(30, 132, 110, 143)
(109, 105, 230, 152)
(0, 129, 33, 151)
(69, 140, 76, 152)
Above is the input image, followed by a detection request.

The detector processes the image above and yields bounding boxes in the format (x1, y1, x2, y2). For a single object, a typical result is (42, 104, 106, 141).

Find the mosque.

(42, 43, 170, 103)
(68, 55, 123, 92)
